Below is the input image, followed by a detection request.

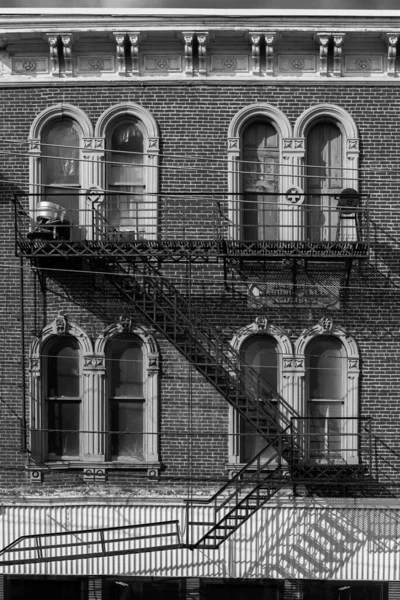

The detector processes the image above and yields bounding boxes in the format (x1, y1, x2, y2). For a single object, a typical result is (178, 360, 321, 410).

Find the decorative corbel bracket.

(386, 33, 398, 77)
(333, 33, 345, 77)
(264, 31, 276, 76)
(129, 32, 140, 75)
(249, 32, 262, 75)
(47, 34, 60, 76)
(114, 32, 127, 76)
(317, 32, 331, 77)
(61, 33, 73, 76)
(182, 32, 194, 76)
(197, 32, 208, 75)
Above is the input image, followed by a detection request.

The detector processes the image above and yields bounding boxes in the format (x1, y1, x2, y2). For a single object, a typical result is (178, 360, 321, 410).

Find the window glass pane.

(242, 121, 279, 242)
(42, 120, 81, 187)
(111, 400, 144, 458)
(307, 336, 343, 400)
(107, 335, 143, 397)
(41, 119, 81, 225)
(48, 400, 80, 457)
(306, 120, 342, 242)
(240, 335, 278, 462)
(45, 337, 80, 398)
(107, 119, 145, 233)
(309, 401, 342, 461)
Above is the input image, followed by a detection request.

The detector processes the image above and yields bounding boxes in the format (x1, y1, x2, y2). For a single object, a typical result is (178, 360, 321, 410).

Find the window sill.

(29, 461, 162, 483)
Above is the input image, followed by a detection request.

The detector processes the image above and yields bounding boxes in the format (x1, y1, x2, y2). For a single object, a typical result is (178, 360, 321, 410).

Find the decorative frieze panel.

(143, 54, 182, 73)
(12, 56, 49, 74)
(77, 56, 115, 74)
(344, 54, 384, 74)
(278, 55, 317, 74)
(210, 54, 249, 73)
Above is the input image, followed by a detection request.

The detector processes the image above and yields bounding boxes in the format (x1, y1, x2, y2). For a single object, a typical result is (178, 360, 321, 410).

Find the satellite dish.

(336, 188, 360, 214)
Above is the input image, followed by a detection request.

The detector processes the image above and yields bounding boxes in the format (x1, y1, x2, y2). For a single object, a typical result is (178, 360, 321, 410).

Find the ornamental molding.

(94, 102, 159, 141)
(30, 314, 94, 359)
(83, 356, 105, 370)
(95, 322, 159, 358)
(294, 319, 359, 360)
(230, 319, 293, 356)
(293, 103, 358, 140)
(228, 103, 293, 140)
(29, 103, 93, 139)
(282, 357, 305, 371)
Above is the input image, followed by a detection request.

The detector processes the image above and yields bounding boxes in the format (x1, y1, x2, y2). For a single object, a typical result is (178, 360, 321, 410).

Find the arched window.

(240, 334, 278, 462)
(106, 118, 145, 239)
(106, 333, 145, 460)
(95, 103, 160, 241)
(306, 336, 345, 462)
(294, 104, 360, 245)
(241, 121, 280, 241)
(306, 120, 344, 242)
(41, 118, 82, 227)
(227, 104, 292, 243)
(42, 336, 81, 459)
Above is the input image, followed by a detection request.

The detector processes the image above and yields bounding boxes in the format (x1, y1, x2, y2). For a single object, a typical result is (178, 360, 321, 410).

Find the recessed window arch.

(227, 104, 293, 242)
(306, 335, 345, 462)
(241, 119, 280, 241)
(105, 116, 146, 240)
(95, 103, 160, 241)
(229, 320, 293, 466)
(106, 333, 145, 460)
(95, 322, 160, 465)
(294, 104, 360, 244)
(29, 314, 93, 464)
(28, 104, 93, 240)
(240, 333, 279, 462)
(42, 335, 81, 459)
(295, 319, 360, 465)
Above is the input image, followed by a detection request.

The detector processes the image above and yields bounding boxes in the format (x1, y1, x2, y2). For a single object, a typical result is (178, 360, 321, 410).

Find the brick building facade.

(0, 7, 399, 600)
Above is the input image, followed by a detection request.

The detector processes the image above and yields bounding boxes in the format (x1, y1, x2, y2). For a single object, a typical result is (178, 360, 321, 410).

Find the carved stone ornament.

(53, 312, 67, 335)
(118, 315, 133, 332)
(84, 356, 105, 369)
(156, 58, 170, 70)
(30, 470, 43, 483)
(356, 57, 372, 71)
(89, 58, 104, 71)
(255, 316, 268, 331)
(291, 58, 304, 70)
(222, 57, 237, 70)
(83, 468, 107, 482)
(283, 357, 304, 370)
(22, 59, 37, 72)
(319, 316, 334, 334)
(348, 359, 359, 370)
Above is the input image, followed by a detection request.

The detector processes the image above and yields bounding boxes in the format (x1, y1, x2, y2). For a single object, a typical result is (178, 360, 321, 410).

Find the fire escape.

(6, 189, 374, 564)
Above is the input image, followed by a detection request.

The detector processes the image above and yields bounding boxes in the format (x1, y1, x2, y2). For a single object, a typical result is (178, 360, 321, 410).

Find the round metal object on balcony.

(36, 201, 66, 223)
(337, 188, 360, 214)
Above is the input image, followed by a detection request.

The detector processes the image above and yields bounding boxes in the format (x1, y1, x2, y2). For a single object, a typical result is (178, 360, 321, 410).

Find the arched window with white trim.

(227, 104, 293, 243)
(241, 120, 280, 241)
(28, 104, 93, 241)
(295, 319, 360, 465)
(106, 333, 145, 460)
(306, 336, 345, 462)
(240, 334, 279, 462)
(294, 104, 360, 244)
(229, 320, 294, 467)
(95, 103, 160, 241)
(43, 335, 81, 459)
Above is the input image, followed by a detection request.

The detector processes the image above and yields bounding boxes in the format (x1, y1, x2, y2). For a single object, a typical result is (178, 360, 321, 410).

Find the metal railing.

(14, 193, 370, 258)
